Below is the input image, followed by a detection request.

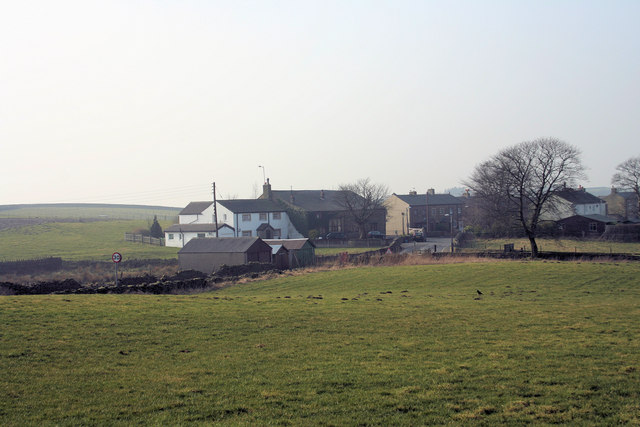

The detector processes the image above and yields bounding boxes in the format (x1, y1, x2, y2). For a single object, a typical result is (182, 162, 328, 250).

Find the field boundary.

(124, 233, 164, 246)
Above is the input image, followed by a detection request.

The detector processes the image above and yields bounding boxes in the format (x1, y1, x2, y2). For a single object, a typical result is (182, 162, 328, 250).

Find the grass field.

(315, 247, 380, 256)
(0, 204, 180, 221)
(471, 237, 640, 254)
(1, 261, 639, 425)
(0, 220, 178, 262)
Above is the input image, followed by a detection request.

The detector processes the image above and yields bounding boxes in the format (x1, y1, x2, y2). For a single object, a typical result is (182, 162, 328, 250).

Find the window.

(168, 234, 174, 240)
(223, 214, 227, 221)
(242, 213, 251, 222)
(242, 230, 252, 237)
(273, 212, 281, 220)
(439, 208, 444, 215)
(197, 233, 205, 238)
(589, 222, 598, 232)
(259, 212, 267, 221)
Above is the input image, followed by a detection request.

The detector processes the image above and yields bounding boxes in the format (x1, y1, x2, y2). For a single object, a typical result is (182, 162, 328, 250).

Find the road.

(400, 237, 454, 254)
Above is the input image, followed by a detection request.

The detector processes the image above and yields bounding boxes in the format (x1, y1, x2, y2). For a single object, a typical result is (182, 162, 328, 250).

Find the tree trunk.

(529, 236, 539, 258)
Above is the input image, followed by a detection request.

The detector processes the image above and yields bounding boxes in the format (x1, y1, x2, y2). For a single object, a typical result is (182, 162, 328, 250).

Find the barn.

(178, 237, 273, 274)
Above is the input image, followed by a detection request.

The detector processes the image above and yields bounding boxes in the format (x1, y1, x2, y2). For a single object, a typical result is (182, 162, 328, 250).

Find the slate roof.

(217, 199, 284, 213)
(165, 223, 233, 233)
(391, 193, 464, 206)
(271, 190, 358, 212)
(426, 193, 464, 206)
(264, 238, 316, 250)
(618, 191, 638, 200)
(394, 194, 427, 206)
(555, 189, 604, 205)
(179, 201, 213, 215)
(270, 244, 288, 255)
(256, 223, 275, 231)
(178, 237, 267, 254)
(557, 214, 618, 223)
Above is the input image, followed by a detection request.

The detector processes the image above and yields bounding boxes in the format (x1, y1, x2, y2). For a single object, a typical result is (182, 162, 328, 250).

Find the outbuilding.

(178, 237, 273, 274)
(264, 238, 316, 268)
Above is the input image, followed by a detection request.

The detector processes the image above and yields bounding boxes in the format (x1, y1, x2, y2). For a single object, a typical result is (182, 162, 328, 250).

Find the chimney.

(427, 189, 435, 195)
(262, 178, 272, 200)
(409, 190, 417, 196)
(320, 190, 325, 200)
(579, 185, 585, 192)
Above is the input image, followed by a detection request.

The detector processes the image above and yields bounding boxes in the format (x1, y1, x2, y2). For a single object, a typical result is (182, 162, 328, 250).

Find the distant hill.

(0, 203, 181, 221)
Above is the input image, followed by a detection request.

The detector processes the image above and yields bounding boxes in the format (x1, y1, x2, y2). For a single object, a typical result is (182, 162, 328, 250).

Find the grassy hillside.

(0, 204, 180, 221)
(1, 262, 639, 424)
(0, 220, 178, 261)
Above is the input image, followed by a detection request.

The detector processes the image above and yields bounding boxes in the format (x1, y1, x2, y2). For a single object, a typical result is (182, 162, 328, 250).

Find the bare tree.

(466, 137, 584, 257)
(612, 156, 640, 213)
(337, 178, 389, 239)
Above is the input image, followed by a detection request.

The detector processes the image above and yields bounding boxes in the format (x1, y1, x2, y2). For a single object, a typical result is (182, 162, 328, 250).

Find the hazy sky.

(2, 1, 639, 207)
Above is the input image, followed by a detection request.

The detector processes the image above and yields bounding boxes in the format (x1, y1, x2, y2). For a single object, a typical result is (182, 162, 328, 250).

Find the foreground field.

(1, 261, 639, 425)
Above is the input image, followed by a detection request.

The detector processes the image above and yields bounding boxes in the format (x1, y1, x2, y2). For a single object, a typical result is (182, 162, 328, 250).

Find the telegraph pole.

(212, 181, 219, 238)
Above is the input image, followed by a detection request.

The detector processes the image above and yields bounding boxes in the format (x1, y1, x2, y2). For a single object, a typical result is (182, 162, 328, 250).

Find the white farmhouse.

(177, 201, 217, 225)
(543, 187, 608, 221)
(164, 223, 235, 248)
(217, 199, 303, 239)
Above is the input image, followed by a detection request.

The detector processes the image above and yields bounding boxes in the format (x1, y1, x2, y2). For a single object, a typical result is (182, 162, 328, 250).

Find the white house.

(178, 201, 217, 225)
(543, 187, 608, 221)
(164, 223, 235, 248)
(217, 199, 303, 239)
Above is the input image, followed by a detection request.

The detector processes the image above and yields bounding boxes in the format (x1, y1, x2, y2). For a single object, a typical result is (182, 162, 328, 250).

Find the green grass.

(0, 220, 178, 262)
(315, 247, 379, 256)
(0, 204, 180, 221)
(471, 237, 640, 254)
(1, 262, 639, 425)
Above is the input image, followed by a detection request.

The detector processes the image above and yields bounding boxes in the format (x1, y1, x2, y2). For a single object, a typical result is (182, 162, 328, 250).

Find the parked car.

(325, 232, 346, 240)
(367, 231, 384, 239)
(412, 231, 424, 242)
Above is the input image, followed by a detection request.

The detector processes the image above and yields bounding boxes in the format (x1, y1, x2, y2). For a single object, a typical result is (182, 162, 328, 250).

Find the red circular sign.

(112, 252, 122, 263)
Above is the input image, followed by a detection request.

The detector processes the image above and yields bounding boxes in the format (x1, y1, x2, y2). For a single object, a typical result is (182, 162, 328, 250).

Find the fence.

(124, 233, 165, 246)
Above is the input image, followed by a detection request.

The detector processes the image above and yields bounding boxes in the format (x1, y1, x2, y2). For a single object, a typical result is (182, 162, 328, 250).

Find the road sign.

(112, 252, 122, 263)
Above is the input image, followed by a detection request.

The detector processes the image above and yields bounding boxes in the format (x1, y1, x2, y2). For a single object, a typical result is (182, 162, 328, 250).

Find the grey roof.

(558, 214, 618, 223)
(264, 238, 316, 250)
(270, 244, 288, 255)
(555, 189, 604, 205)
(426, 193, 464, 206)
(394, 194, 427, 206)
(393, 193, 465, 206)
(271, 189, 358, 212)
(178, 237, 267, 254)
(165, 223, 233, 233)
(256, 223, 275, 231)
(179, 201, 213, 215)
(618, 191, 638, 200)
(217, 199, 284, 213)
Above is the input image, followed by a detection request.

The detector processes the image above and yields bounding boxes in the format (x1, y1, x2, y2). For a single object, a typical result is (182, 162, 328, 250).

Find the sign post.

(112, 252, 122, 286)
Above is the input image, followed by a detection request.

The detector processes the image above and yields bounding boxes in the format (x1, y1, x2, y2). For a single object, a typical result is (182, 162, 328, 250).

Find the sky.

(1, 0, 639, 207)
